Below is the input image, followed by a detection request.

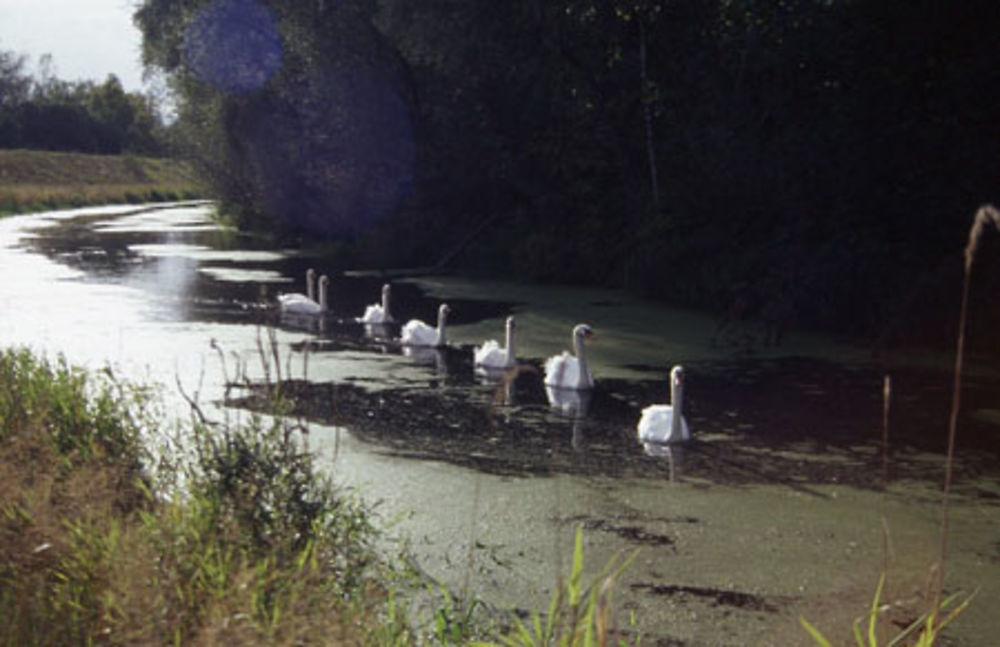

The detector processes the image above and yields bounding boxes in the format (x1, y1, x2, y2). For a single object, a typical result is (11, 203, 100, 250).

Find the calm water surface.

(1, 203, 998, 645)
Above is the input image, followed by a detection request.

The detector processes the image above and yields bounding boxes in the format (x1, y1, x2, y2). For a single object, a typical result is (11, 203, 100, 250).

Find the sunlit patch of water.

(197, 267, 290, 283)
(127, 243, 287, 264)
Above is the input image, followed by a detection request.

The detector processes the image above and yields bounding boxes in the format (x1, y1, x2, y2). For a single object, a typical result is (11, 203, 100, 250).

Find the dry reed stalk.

(881, 374, 891, 489)
(932, 204, 1000, 637)
(879, 375, 892, 640)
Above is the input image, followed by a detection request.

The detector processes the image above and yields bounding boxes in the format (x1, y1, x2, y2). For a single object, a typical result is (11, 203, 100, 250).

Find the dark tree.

(134, 0, 1000, 344)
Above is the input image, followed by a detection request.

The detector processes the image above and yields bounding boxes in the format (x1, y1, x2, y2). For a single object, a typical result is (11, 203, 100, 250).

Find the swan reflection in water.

(402, 344, 447, 376)
(546, 385, 591, 451)
(279, 310, 327, 333)
(545, 385, 591, 418)
(640, 442, 679, 482)
(363, 322, 395, 342)
(476, 365, 518, 407)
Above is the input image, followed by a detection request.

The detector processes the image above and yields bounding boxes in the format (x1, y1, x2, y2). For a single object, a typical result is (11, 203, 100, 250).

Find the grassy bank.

(0, 347, 383, 644)
(0, 149, 203, 215)
(0, 344, 643, 645)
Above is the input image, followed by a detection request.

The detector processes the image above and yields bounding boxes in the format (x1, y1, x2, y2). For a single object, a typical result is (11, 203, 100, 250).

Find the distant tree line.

(134, 0, 1000, 346)
(0, 50, 166, 155)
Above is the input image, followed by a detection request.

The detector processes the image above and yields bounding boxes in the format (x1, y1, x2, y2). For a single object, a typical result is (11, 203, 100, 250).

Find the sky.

(0, 0, 148, 92)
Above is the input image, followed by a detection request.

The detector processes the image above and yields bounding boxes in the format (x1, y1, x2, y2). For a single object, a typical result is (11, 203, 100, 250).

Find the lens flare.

(183, 0, 282, 93)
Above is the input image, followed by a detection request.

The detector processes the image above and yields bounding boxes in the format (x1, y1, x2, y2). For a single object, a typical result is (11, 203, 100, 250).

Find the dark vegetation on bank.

(134, 0, 1000, 351)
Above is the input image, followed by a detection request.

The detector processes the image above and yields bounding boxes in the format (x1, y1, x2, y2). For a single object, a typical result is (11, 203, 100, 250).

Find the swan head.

(671, 365, 684, 386)
(307, 268, 316, 280)
(573, 323, 594, 340)
(381, 283, 391, 298)
(318, 274, 329, 290)
(505, 315, 515, 330)
(438, 303, 450, 321)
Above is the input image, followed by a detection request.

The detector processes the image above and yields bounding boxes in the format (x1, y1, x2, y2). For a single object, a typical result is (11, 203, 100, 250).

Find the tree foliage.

(135, 0, 415, 237)
(0, 52, 166, 155)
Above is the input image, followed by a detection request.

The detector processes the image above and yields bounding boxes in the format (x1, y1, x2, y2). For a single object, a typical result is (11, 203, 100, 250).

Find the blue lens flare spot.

(183, 0, 282, 93)
(242, 69, 416, 236)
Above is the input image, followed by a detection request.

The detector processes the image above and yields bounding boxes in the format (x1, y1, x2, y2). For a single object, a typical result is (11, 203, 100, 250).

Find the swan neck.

(670, 378, 684, 433)
(319, 282, 328, 310)
(307, 274, 315, 302)
(436, 309, 447, 345)
(382, 291, 391, 317)
(504, 322, 515, 359)
(573, 333, 589, 388)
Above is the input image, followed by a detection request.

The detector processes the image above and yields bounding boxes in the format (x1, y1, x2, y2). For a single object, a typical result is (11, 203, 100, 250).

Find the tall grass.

(0, 346, 385, 644)
(472, 526, 639, 647)
(933, 205, 999, 625)
(0, 348, 152, 643)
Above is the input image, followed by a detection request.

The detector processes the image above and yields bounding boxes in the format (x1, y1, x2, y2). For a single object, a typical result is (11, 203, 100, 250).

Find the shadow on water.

(229, 341, 1000, 499)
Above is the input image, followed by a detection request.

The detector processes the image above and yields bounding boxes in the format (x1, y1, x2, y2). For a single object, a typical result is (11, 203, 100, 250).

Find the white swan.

(277, 268, 315, 309)
(637, 365, 690, 444)
(401, 303, 450, 347)
(543, 323, 594, 390)
(359, 283, 394, 324)
(280, 274, 328, 316)
(474, 315, 516, 369)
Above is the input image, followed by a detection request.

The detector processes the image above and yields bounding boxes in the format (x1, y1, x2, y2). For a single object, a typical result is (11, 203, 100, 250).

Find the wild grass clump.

(474, 526, 640, 647)
(132, 414, 381, 644)
(0, 348, 150, 463)
(799, 573, 976, 647)
(0, 348, 153, 643)
(0, 346, 385, 644)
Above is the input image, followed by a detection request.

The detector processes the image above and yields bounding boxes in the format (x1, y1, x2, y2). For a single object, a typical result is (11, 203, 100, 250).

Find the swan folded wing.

(637, 405, 689, 443)
(474, 340, 507, 367)
(401, 319, 437, 346)
(360, 303, 387, 324)
(544, 352, 576, 387)
(281, 297, 322, 316)
(278, 292, 312, 307)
